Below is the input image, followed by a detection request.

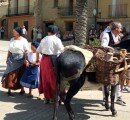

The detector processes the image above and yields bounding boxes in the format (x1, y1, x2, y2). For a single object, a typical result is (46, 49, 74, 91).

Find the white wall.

(0, 5, 8, 18)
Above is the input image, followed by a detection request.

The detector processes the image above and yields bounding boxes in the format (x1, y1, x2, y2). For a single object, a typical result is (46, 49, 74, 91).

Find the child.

(20, 41, 40, 98)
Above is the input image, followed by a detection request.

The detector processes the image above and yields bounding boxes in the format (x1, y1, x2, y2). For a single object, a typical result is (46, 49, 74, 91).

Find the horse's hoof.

(69, 115, 75, 120)
(64, 102, 75, 120)
(105, 105, 110, 111)
(53, 117, 58, 120)
(112, 111, 117, 117)
(106, 108, 110, 111)
(58, 100, 62, 106)
(69, 111, 75, 120)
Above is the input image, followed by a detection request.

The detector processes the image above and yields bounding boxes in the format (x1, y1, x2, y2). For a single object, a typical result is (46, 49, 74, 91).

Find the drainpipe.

(112, 0, 116, 17)
(17, 0, 18, 15)
(8, 0, 11, 16)
(28, 0, 30, 14)
(96, 0, 98, 27)
(97, 0, 98, 16)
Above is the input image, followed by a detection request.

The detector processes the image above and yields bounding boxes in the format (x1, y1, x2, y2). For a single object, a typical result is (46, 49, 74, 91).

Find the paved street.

(0, 40, 130, 120)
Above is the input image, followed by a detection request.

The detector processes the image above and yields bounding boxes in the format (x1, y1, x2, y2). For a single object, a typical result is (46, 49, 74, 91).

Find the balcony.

(0, 0, 8, 6)
(108, 4, 127, 18)
(7, 5, 34, 16)
(58, 7, 75, 17)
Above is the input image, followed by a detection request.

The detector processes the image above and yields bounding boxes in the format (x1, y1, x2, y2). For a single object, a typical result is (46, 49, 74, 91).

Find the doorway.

(44, 22, 54, 34)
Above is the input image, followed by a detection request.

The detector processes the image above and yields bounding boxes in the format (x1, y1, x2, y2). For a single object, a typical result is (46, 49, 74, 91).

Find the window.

(54, 0, 58, 8)
(23, 21, 28, 31)
(1, 19, 6, 26)
(109, 4, 127, 17)
(45, 22, 54, 33)
(65, 22, 73, 31)
(14, 22, 18, 28)
(0, 0, 7, 2)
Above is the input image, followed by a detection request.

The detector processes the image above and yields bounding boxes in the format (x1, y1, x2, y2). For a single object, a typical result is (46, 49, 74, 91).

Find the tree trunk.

(34, 0, 42, 29)
(74, 0, 88, 48)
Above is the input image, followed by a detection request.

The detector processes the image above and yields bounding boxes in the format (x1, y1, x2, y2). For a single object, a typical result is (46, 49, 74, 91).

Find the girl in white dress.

(20, 41, 40, 98)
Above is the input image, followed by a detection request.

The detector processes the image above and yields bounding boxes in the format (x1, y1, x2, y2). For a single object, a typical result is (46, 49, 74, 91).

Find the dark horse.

(53, 37, 130, 120)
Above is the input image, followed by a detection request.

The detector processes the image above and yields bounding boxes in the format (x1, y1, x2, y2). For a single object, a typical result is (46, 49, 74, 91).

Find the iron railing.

(7, 5, 34, 16)
(108, 4, 127, 18)
(58, 6, 75, 17)
(0, 0, 7, 2)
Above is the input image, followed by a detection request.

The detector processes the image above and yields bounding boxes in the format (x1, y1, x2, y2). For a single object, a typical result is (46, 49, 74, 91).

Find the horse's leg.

(104, 85, 110, 110)
(59, 81, 67, 103)
(53, 84, 59, 120)
(110, 85, 117, 117)
(64, 73, 86, 120)
(53, 65, 61, 120)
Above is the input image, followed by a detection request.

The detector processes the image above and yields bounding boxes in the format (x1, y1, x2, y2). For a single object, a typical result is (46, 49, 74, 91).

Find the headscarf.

(31, 41, 40, 48)
(14, 27, 23, 36)
(47, 25, 59, 34)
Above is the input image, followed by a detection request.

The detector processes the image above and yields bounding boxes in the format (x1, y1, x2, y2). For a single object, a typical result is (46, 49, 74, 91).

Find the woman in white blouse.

(1, 27, 29, 96)
(36, 25, 64, 104)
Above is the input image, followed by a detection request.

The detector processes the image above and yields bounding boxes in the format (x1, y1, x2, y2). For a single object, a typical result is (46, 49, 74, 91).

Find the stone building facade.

(41, 0, 96, 33)
(0, 0, 35, 41)
(4, 0, 130, 40)
(97, 0, 130, 32)
(0, 0, 96, 40)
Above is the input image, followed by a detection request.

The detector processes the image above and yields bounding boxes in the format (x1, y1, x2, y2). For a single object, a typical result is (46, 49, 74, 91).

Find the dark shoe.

(116, 99, 126, 106)
(59, 92, 66, 103)
(125, 86, 130, 92)
(7, 91, 12, 96)
(101, 98, 106, 106)
(44, 100, 50, 104)
(27, 94, 33, 98)
(50, 99, 54, 103)
(19, 91, 25, 95)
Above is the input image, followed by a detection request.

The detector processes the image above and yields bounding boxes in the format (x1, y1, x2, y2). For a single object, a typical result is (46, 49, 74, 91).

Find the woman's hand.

(6, 51, 11, 64)
(24, 60, 29, 67)
(34, 60, 40, 66)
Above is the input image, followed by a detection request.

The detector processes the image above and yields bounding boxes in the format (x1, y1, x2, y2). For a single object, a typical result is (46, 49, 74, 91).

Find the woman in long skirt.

(1, 27, 29, 96)
(36, 25, 64, 104)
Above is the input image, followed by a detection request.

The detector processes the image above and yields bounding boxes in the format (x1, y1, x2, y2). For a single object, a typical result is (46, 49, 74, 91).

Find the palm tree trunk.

(34, 0, 42, 29)
(74, 0, 88, 48)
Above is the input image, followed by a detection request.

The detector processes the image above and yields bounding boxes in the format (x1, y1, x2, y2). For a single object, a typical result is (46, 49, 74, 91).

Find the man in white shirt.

(101, 22, 126, 106)
(22, 26, 27, 38)
(100, 23, 112, 40)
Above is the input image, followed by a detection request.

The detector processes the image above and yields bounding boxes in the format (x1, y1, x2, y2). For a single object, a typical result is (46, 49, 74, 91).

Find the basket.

(124, 53, 130, 80)
(85, 45, 114, 55)
(95, 49, 121, 85)
(95, 57, 121, 85)
(85, 46, 130, 84)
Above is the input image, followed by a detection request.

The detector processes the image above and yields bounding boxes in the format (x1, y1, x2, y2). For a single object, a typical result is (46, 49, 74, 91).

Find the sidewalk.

(0, 40, 130, 120)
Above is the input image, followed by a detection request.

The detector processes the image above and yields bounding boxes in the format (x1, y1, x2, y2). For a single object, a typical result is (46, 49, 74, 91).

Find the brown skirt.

(2, 65, 25, 90)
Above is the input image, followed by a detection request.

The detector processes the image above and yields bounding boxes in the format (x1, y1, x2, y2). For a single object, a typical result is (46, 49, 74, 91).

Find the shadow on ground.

(0, 90, 112, 120)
